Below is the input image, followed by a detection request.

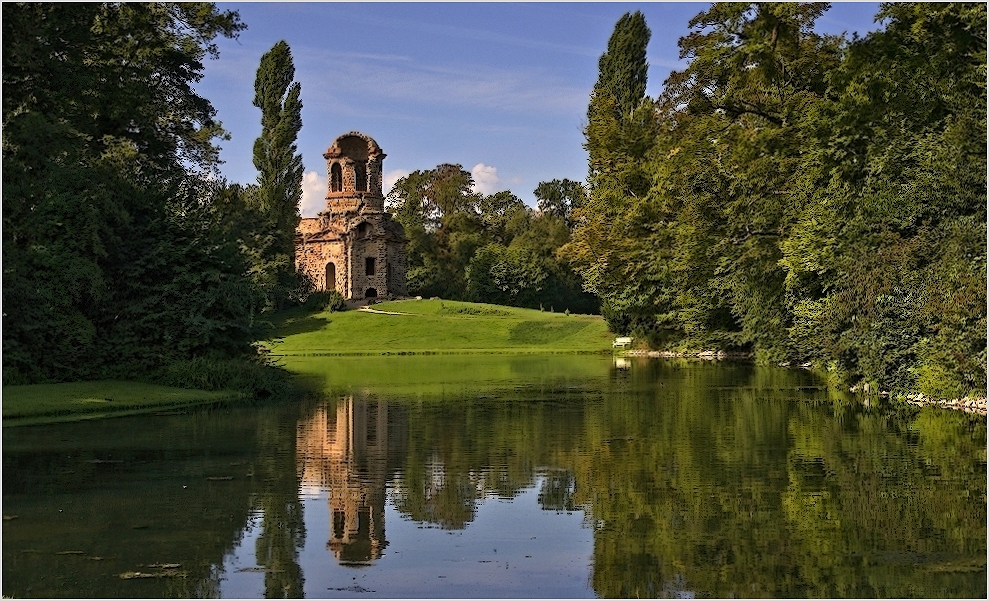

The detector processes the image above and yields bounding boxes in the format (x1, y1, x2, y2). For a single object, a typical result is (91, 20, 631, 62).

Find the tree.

(584, 11, 656, 196)
(386, 164, 481, 298)
(385, 164, 596, 311)
(590, 11, 650, 123)
(648, 3, 842, 357)
(533, 179, 587, 228)
(479, 190, 527, 244)
(781, 2, 987, 395)
(564, 2, 986, 396)
(250, 40, 304, 312)
(566, 11, 658, 331)
(2, 3, 251, 383)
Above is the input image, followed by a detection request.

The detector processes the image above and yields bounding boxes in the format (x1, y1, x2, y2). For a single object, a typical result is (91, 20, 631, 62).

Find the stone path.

(357, 307, 416, 316)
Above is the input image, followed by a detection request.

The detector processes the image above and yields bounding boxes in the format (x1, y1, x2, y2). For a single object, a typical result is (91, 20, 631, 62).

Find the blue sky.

(196, 2, 882, 216)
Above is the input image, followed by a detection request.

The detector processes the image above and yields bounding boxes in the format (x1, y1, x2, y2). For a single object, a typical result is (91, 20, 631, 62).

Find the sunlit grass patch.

(2, 380, 240, 425)
(267, 299, 612, 356)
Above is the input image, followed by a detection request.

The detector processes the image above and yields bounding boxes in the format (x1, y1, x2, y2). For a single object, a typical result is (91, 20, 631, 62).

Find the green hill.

(269, 299, 613, 356)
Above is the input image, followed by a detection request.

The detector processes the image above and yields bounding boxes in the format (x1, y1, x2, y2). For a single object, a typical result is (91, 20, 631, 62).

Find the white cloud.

(300, 170, 327, 217)
(471, 163, 501, 195)
(383, 169, 410, 196)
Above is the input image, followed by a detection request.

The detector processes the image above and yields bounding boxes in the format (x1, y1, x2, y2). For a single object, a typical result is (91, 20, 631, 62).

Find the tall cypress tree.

(584, 11, 655, 194)
(590, 11, 650, 124)
(569, 11, 657, 334)
(251, 40, 303, 311)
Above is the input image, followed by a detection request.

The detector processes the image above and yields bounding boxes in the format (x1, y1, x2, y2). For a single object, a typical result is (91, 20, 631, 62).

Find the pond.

(3, 355, 986, 598)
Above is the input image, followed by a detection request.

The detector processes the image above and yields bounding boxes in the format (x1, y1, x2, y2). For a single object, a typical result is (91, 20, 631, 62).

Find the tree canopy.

(566, 2, 986, 398)
(386, 166, 598, 313)
(2, 3, 268, 385)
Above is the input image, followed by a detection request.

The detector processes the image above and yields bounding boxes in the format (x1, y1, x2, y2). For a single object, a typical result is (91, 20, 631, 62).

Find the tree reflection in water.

(291, 358, 986, 598)
(3, 359, 983, 598)
(253, 404, 306, 598)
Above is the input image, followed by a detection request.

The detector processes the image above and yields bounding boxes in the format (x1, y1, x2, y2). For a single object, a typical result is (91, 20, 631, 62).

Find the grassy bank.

(3, 300, 611, 426)
(2, 380, 242, 427)
(269, 299, 613, 356)
(286, 353, 616, 399)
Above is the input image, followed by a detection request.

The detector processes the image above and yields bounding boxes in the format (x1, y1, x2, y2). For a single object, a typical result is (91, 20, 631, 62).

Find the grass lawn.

(268, 298, 614, 356)
(2, 380, 241, 426)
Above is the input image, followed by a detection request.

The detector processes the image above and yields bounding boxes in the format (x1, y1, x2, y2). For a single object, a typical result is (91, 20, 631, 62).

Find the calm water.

(3, 355, 986, 598)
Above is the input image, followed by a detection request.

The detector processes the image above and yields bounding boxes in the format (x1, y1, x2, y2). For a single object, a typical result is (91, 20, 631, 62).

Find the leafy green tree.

(479, 190, 527, 244)
(566, 11, 658, 330)
(466, 243, 547, 307)
(533, 179, 587, 228)
(386, 164, 482, 298)
(2, 3, 251, 384)
(250, 40, 304, 312)
(565, 2, 985, 397)
(781, 2, 987, 395)
(584, 11, 656, 199)
(590, 11, 650, 124)
(386, 164, 597, 311)
(652, 3, 841, 356)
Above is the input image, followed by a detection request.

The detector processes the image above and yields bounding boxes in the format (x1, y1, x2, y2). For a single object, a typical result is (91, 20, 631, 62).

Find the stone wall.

(296, 234, 348, 294)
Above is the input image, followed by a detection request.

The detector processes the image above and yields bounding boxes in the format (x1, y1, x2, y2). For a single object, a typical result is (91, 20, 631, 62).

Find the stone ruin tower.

(295, 132, 407, 300)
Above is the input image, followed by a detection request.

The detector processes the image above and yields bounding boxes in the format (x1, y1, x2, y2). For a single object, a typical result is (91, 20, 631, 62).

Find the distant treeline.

(565, 3, 986, 398)
(386, 166, 597, 314)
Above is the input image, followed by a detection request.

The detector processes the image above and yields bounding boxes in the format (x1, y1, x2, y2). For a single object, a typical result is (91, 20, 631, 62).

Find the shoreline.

(901, 393, 987, 417)
(621, 349, 987, 416)
(1, 380, 244, 428)
(624, 349, 754, 360)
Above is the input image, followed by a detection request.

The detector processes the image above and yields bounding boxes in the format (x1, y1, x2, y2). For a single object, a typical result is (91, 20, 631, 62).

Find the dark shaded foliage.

(1, 3, 277, 387)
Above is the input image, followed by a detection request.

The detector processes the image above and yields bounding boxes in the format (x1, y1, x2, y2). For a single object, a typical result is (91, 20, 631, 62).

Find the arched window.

(365, 288, 378, 298)
(330, 163, 342, 192)
(355, 162, 367, 192)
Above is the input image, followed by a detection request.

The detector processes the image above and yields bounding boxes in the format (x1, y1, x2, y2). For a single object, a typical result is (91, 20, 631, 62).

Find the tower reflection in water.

(296, 396, 405, 567)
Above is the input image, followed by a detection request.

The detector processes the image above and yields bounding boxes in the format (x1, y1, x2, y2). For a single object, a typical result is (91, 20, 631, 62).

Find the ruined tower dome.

(295, 131, 407, 301)
(324, 132, 387, 209)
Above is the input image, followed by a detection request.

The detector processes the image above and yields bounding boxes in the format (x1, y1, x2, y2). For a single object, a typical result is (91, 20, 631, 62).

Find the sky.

(196, 2, 883, 216)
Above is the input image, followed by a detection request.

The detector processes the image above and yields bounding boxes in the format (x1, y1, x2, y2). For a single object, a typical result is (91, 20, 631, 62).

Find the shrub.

(303, 289, 346, 312)
(913, 362, 968, 401)
(158, 355, 289, 399)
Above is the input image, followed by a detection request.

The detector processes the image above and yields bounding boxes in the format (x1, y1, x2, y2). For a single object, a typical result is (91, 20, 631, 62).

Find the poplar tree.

(570, 11, 657, 331)
(585, 10, 655, 193)
(251, 40, 303, 311)
(590, 11, 650, 123)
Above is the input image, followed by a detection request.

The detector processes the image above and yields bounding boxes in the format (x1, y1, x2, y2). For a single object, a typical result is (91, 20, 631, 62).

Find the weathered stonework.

(295, 132, 407, 300)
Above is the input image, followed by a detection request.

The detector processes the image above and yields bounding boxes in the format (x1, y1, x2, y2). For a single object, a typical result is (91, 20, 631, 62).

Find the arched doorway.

(325, 262, 336, 292)
(364, 288, 377, 299)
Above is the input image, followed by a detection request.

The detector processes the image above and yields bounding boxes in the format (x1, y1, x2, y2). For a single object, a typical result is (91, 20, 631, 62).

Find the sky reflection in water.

(3, 355, 986, 598)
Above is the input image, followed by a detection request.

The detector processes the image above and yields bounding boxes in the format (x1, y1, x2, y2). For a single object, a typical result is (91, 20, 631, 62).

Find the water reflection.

(3, 356, 986, 598)
(297, 397, 398, 565)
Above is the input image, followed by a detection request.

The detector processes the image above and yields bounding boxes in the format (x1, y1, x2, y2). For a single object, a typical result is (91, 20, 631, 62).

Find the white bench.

(613, 336, 633, 348)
